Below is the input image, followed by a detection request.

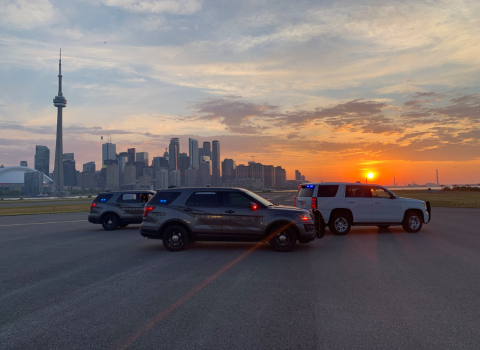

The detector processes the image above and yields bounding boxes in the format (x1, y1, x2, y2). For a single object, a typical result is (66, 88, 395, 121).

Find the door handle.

(183, 208, 193, 212)
(225, 210, 235, 214)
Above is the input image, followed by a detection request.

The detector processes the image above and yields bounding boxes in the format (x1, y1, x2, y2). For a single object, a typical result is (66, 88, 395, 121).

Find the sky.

(1, 0, 480, 185)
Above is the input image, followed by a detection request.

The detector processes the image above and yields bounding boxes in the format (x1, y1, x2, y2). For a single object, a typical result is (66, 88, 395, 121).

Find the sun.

(367, 172, 374, 179)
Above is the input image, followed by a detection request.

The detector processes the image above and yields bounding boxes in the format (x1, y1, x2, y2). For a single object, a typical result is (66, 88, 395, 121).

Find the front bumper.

(425, 201, 431, 223)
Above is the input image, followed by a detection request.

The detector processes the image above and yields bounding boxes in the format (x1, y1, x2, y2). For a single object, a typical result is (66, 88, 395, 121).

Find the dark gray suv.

(140, 187, 324, 252)
(88, 191, 155, 230)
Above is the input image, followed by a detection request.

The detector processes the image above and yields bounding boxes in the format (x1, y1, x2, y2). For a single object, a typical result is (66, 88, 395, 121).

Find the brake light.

(301, 216, 309, 221)
(311, 197, 317, 210)
(90, 203, 97, 211)
(143, 206, 155, 217)
(294, 197, 297, 206)
(252, 204, 258, 210)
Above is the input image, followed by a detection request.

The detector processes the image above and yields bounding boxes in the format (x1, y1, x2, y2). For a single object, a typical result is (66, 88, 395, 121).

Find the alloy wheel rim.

(275, 231, 291, 247)
(409, 216, 420, 230)
(335, 217, 348, 232)
(168, 231, 183, 247)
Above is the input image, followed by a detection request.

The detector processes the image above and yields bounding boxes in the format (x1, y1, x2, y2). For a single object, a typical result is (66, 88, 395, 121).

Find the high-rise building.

(156, 169, 169, 189)
(199, 156, 212, 186)
(117, 155, 128, 174)
(119, 151, 134, 165)
(63, 153, 74, 161)
(188, 138, 199, 169)
(263, 165, 275, 188)
(106, 163, 119, 190)
(153, 156, 168, 170)
(134, 161, 145, 180)
(143, 166, 154, 178)
(211, 140, 221, 186)
(221, 159, 236, 184)
(169, 143, 178, 171)
(203, 141, 211, 158)
(24, 171, 45, 196)
(20, 161, 28, 167)
(185, 168, 196, 187)
(169, 170, 181, 188)
(63, 159, 77, 187)
(102, 143, 116, 166)
(34, 145, 50, 175)
(138, 174, 151, 189)
(83, 161, 96, 173)
(127, 148, 136, 162)
(123, 164, 136, 185)
(198, 148, 204, 168)
(275, 166, 286, 188)
(178, 152, 189, 186)
(163, 148, 169, 158)
(235, 164, 248, 179)
(301, 175, 306, 182)
(295, 170, 302, 181)
(137, 152, 149, 166)
(53, 50, 66, 193)
(78, 172, 96, 190)
(249, 162, 264, 182)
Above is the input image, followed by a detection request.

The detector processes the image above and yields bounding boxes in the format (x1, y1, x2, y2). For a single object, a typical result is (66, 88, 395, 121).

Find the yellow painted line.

(0, 220, 85, 227)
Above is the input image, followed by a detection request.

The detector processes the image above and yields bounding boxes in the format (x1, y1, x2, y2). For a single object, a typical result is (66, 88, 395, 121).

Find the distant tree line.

(442, 186, 480, 192)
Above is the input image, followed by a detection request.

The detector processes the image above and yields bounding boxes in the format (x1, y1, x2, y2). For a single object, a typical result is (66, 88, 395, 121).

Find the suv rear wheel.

(329, 212, 351, 235)
(163, 225, 189, 251)
(269, 224, 297, 252)
(102, 214, 119, 231)
(402, 211, 423, 233)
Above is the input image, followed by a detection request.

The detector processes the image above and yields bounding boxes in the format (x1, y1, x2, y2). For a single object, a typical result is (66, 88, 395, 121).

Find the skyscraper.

(211, 140, 220, 186)
(137, 152, 149, 166)
(169, 170, 181, 187)
(188, 138, 199, 169)
(156, 169, 169, 189)
(275, 166, 286, 188)
(83, 161, 96, 173)
(221, 159, 236, 184)
(263, 165, 275, 188)
(53, 50, 66, 192)
(178, 152, 189, 186)
(35, 146, 50, 178)
(295, 170, 302, 181)
(203, 141, 211, 158)
(106, 163, 119, 190)
(63, 153, 77, 187)
(169, 138, 180, 171)
(102, 143, 116, 166)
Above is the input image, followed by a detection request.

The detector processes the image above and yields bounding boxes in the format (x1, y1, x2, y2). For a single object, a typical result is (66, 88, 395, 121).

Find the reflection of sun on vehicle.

(88, 191, 155, 230)
(294, 183, 431, 235)
(140, 187, 324, 252)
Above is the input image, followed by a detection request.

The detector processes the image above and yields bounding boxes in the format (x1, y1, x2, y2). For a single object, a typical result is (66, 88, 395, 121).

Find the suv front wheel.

(269, 224, 297, 252)
(402, 211, 423, 233)
(162, 225, 189, 251)
(102, 214, 119, 231)
(329, 212, 351, 235)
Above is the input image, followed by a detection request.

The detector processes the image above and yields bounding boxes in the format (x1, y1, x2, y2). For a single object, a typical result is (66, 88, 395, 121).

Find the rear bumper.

(88, 216, 101, 224)
(140, 226, 161, 239)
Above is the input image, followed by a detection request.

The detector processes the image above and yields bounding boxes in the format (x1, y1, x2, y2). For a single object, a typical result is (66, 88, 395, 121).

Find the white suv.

(294, 183, 431, 235)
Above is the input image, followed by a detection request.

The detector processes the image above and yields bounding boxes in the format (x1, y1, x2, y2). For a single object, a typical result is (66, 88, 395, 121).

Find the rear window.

(297, 185, 315, 197)
(150, 191, 181, 205)
(316, 185, 339, 197)
(94, 193, 114, 203)
(186, 192, 218, 207)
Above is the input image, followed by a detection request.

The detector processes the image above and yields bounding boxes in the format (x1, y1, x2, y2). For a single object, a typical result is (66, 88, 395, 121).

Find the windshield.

(242, 190, 274, 207)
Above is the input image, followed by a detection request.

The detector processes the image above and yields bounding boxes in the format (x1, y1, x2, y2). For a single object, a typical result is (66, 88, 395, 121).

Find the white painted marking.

(0, 220, 85, 227)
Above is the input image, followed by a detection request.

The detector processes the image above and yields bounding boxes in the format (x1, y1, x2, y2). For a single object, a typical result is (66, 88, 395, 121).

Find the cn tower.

(53, 49, 67, 192)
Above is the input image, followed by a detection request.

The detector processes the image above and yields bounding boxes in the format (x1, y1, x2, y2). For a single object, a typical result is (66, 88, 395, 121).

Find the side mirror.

(250, 202, 258, 210)
(390, 194, 396, 199)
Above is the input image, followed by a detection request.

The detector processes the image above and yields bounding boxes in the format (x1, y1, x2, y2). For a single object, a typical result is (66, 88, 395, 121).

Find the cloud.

(100, 0, 202, 15)
(0, 0, 56, 30)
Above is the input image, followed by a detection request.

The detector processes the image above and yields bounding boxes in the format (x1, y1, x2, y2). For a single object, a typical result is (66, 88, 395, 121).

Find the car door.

(221, 191, 263, 238)
(345, 185, 373, 223)
(116, 193, 144, 223)
(371, 186, 401, 222)
(183, 191, 222, 237)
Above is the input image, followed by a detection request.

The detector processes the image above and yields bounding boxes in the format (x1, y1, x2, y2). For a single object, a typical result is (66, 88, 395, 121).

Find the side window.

(186, 192, 218, 207)
(371, 187, 392, 199)
(140, 193, 152, 203)
(316, 185, 339, 197)
(118, 193, 139, 202)
(345, 186, 372, 198)
(151, 192, 181, 205)
(223, 192, 252, 208)
(297, 185, 315, 197)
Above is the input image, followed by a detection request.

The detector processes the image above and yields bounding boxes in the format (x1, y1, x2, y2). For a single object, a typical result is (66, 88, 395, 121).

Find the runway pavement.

(1, 198, 479, 349)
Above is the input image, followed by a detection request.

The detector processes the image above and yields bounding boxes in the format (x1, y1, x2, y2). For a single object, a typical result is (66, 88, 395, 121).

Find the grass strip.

(391, 190, 480, 208)
(0, 203, 90, 216)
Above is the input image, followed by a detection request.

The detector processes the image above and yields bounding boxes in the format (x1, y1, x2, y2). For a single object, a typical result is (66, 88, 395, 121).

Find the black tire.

(329, 212, 351, 235)
(269, 224, 297, 252)
(119, 223, 129, 228)
(402, 211, 423, 233)
(102, 214, 119, 231)
(377, 225, 390, 228)
(162, 225, 189, 251)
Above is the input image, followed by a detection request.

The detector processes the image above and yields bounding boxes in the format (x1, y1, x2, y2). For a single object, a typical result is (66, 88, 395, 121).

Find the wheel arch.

(329, 208, 353, 224)
(403, 209, 424, 222)
(100, 211, 120, 222)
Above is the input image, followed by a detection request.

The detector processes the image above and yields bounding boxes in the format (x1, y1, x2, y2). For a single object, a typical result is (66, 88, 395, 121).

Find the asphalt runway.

(0, 200, 92, 208)
(1, 195, 479, 349)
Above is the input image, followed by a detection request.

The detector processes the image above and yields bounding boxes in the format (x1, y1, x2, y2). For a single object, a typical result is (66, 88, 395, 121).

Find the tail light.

(301, 216, 309, 221)
(90, 203, 97, 211)
(294, 197, 297, 206)
(143, 206, 155, 217)
(311, 197, 317, 210)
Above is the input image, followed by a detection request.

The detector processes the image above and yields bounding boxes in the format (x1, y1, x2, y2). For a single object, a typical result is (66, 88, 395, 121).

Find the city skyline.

(1, 1, 480, 186)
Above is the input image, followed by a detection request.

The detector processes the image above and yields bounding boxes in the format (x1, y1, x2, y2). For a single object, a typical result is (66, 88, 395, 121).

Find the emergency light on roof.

(160, 199, 167, 203)
(306, 185, 314, 188)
